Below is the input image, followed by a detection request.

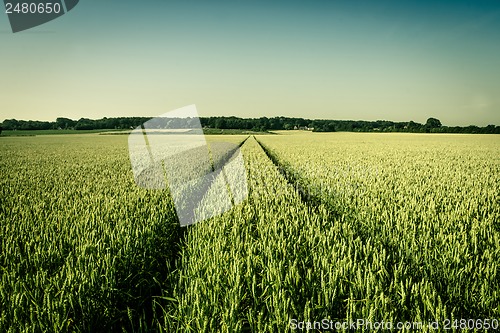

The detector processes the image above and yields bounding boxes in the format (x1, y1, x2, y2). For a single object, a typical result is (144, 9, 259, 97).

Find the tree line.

(1, 116, 499, 134)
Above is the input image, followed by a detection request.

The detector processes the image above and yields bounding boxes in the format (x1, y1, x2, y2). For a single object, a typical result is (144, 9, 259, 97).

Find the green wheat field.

(1, 132, 499, 332)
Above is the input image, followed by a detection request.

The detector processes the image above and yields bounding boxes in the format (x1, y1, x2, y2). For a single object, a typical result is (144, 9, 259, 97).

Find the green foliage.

(1, 133, 498, 332)
(425, 118, 442, 128)
(2, 116, 499, 133)
(256, 133, 500, 325)
(0, 136, 182, 332)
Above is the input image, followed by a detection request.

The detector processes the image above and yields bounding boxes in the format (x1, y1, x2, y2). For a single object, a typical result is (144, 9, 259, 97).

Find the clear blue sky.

(1, 0, 499, 126)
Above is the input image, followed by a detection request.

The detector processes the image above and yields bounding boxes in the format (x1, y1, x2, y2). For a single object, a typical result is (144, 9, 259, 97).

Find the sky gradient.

(1, 0, 500, 126)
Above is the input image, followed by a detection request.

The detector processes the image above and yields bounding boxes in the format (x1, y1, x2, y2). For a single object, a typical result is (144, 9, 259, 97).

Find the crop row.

(257, 133, 500, 323)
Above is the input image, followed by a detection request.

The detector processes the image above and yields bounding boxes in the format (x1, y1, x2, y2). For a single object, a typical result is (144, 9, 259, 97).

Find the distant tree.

(295, 118, 308, 127)
(2, 119, 19, 130)
(215, 118, 227, 129)
(0, 125, 2, 135)
(313, 122, 336, 132)
(484, 124, 496, 134)
(257, 117, 270, 131)
(406, 120, 424, 133)
(394, 122, 405, 131)
(56, 117, 76, 129)
(269, 119, 282, 130)
(75, 118, 94, 130)
(425, 118, 442, 128)
(1, 115, 496, 134)
(466, 125, 480, 134)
